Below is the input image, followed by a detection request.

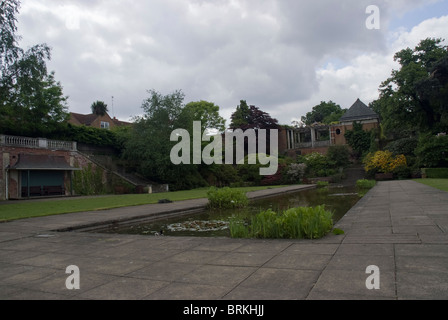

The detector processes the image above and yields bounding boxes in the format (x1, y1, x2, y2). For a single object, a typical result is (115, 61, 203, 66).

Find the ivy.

(344, 122, 372, 158)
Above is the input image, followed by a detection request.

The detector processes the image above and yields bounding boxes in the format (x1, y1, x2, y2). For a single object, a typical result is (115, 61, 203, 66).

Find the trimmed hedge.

(422, 168, 448, 179)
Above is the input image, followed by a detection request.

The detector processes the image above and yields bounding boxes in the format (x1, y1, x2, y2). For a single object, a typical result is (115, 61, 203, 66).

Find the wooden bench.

(21, 186, 42, 197)
(43, 186, 65, 196)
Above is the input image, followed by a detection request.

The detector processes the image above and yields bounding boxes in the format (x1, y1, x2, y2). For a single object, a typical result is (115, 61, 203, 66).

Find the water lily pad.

(167, 220, 229, 232)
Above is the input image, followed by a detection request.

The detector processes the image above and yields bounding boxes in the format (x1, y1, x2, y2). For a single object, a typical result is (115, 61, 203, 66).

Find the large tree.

(183, 100, 226, 133)
(373, 38, 448, 135)
(0, 0, 68, 136)
(0, 0, 21, 77)
(123, 90, 187, 184)
(123, 90, 225, 190)
(230, 100, 279, 130)
(228, 100, 279, 161)
(301, 101, 345, 125)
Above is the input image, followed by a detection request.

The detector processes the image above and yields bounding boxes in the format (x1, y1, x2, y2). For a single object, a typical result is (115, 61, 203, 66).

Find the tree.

(230, 100, 250, 129)
(0, 0, 22, 79)
(229, 101, 279, 165)
(91, 101, 109, 116)
(122, 89, 207, 190)
(301, 101, 346, 125)
(0, 0, 68, 136)
(374, 38, 448, 135)
(230, 100, 279, 130)
(415, 134, 448, 168)
(183, 100, 226, 133)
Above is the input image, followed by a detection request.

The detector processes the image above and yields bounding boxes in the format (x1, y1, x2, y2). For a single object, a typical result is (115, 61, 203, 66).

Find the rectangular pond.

(90, 185, 361, 238)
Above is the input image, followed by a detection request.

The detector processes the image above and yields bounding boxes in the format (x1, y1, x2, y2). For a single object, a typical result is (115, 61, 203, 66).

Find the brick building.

(0, 135, 82, 200)
(281, 99, 380, 156)
(68, 112, 131, 129)
(330, 98, 380, 146)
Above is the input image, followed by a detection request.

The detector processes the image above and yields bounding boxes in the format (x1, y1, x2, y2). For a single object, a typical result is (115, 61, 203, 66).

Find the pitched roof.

(11, 154, 80, 171)
(69, 112, 132, 127)
(69, 113, 99, 126)
(340, 99, 379, 122)
(112, 117, 132, 127)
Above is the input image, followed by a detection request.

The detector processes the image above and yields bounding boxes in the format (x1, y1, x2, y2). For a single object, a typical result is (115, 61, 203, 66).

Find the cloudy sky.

(17, 0, 448, 127)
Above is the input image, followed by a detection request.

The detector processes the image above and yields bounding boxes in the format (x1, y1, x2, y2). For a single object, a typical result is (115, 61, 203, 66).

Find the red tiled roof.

(69, 113, 98, 126)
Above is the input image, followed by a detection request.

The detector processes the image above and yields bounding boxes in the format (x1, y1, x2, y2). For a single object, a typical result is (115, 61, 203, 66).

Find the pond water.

(95, 185, 361, 238)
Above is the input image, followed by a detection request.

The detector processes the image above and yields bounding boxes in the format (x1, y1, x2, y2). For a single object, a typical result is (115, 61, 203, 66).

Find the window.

(101, 121, 110, 129)
(336, 129, 341, 135)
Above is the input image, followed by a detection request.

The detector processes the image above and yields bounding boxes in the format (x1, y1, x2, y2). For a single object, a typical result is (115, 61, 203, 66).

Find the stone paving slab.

(0, 181, 448, 300)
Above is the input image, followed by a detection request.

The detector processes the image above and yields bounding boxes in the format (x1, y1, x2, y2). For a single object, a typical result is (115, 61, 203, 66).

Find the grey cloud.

(16, 0, 437, 124)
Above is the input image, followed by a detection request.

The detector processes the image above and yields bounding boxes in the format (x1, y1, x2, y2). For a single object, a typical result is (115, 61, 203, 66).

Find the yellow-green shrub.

(363, 151, 407, 174)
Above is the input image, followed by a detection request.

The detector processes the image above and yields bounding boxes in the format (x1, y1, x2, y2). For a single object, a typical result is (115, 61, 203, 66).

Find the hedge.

(422, 168, 448, 179)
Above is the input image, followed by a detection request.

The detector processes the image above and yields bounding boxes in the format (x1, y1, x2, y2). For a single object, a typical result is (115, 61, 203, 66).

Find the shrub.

(385, 137, 418, 156)
(285, 163, 307, 183)
(73, 163, 106, 195)
(260, 163, 287, 186)
(298, 152, 332, 177)
(422, 168, 448, 178)
(200, 164, 241, 187)
(206, 187, 248, 209)
(236, 155, 263, 186)
(327, 145, 351, 168)
(229, 205, 333, 239)
(170, 170, 208, 191)
(363, 150, 407, 174)
(415, 134, 448, 168)
(393, 165, 411, 180)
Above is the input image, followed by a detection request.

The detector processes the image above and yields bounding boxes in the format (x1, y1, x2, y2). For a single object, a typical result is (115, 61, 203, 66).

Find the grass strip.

(0, 185, 288, 222)
(414, 179, 448, 192)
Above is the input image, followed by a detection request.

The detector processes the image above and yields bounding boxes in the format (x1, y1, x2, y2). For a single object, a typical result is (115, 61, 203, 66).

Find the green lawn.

(0, 185, 289, 222)
(414, 179, 448, 192)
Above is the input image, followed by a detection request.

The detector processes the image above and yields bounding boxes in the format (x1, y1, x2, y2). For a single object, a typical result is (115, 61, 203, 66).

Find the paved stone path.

(0, 181, 447, 300)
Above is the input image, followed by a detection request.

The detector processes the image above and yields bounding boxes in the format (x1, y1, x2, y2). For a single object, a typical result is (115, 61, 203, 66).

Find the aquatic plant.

(167, 220, 229, 232)
(229, 205, 333, 240)
(356, 179, 376, 197)
(207, 187, 249, 209)
(356, 179, 376, 190)
(316, 181, 330, 188)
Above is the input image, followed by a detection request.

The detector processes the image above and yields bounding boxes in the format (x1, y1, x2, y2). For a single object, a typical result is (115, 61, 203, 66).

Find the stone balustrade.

(0, 134, 77, 151)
